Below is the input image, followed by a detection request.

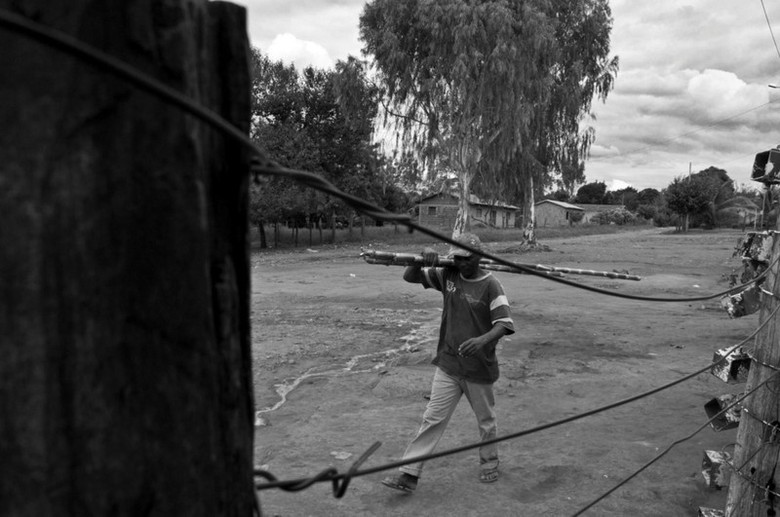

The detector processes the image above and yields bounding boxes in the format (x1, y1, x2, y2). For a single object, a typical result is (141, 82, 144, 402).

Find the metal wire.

(760, 0, 780, 62)
(724, 457, 780, 502)
(748, 352, 780, 374)
(252, 305, 778, 492)
(0, 7, 774, 305)
(571, 371, 780, 516)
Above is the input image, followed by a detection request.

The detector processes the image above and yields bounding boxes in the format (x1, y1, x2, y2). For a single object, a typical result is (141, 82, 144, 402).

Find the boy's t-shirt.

(421, 267, 515, 383)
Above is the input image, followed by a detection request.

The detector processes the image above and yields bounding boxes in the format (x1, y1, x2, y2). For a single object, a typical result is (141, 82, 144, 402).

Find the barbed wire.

(725, 455, 780, 510)
(743, 407, 780, 441)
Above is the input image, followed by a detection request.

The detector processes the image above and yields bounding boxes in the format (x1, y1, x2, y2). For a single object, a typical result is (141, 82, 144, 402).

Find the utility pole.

(0, 2, 255, 515)
(725, 214, 780, 514)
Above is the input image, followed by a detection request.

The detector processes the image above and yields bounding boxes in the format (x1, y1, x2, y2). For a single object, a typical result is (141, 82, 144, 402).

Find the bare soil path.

(252, 227, 755, 516)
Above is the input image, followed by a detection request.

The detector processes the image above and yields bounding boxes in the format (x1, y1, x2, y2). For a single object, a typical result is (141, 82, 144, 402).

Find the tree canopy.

(360, 0, 617, 237)
(664, 175, 720, 231)
(574, 181, 608, 204)
(249, 50, 403, 246)
(522, 0, 619, 197)
(636, 188, 661, 206)
(605, 186, 638, 208)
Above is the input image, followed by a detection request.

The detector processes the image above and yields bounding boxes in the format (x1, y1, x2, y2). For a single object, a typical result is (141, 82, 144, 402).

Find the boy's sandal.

(381, 474, 417, 493)
(479, 467, 499, 483)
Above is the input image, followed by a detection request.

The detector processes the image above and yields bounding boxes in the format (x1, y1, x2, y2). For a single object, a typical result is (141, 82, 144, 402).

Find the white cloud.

(580, 0, 780, 190)
(589, 144, 620, 159)
(607, 179, 632, 191)
(245, 0, 780, 191)
(266, 33, 333, 70)
(243, 0, 364, 64)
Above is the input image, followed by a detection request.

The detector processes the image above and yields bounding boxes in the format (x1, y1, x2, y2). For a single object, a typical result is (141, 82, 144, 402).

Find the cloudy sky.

(239, 0, 780, 192)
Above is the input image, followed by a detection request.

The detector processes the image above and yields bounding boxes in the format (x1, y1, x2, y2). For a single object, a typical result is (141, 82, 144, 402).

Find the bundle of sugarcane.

(360, 249, 641, 281)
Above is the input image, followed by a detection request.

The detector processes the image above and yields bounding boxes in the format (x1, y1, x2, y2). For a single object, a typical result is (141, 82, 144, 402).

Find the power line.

(591, 0, 780, 175)
(760, 0, 780, 62)
(614, 101, 772, 160)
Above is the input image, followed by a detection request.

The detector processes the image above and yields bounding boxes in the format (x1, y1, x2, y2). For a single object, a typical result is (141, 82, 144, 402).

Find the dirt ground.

(251, 227, 757, 516)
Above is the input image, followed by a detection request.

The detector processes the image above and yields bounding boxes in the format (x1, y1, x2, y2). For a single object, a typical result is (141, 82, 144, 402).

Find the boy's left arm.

(457, 323, 510, 357)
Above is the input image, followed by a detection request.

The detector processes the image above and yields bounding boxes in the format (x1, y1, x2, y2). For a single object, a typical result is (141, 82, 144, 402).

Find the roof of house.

(418, 191, 520, 210)
(576, 203, 624, 212)
(534, 199, 584, 211)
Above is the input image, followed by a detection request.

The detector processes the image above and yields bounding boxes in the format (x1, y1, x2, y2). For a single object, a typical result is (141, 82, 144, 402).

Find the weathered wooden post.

(725, 199, 780, 514)
(0, 1, 255, 515)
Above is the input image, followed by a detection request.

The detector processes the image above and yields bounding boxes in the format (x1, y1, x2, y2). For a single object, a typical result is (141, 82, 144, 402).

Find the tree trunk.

(258, 222, 268, 249)
(453, 169, 474, 238)
(0, 2, 255, 515)
(710, 200, 718, 228)
(725, 220, 780, 515)
(522, 173, 537, 244)
(330, 210, 336, 243)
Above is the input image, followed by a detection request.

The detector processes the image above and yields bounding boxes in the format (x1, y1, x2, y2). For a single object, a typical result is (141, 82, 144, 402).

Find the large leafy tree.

(249, 50, 387, 246)
(574, 181, 608, 204)
(360, 0, 556, 236)
(507, 0, 618, 241)
(606, 186, 638, 208)
(665, 175, 719, 232)
(249, 50, 319, 247)
(360, 0, 617, 239)
(695, 166, 734, 227)
(636, 188, 661, 206)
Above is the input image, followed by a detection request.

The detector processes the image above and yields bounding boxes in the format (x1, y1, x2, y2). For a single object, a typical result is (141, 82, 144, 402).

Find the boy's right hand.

(421, 247, 438, 267)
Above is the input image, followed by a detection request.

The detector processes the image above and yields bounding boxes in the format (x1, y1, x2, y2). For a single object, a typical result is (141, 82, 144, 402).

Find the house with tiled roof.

(413, 191, 520, 229)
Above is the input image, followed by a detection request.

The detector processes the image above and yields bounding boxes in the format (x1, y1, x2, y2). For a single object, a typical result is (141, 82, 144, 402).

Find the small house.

(534, 199, 584, 227)
(414, 192, 519, 229)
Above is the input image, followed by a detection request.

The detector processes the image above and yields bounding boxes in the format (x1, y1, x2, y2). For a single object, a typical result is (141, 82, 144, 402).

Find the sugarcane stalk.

(360, 249, 641, 281)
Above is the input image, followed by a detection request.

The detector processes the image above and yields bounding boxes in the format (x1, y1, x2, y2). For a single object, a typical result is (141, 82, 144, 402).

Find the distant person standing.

(382, 233, 515, 493)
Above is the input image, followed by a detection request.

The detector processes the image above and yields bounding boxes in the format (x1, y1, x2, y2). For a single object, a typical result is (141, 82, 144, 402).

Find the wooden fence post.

(0, 1, 255, 515)
(725, 218, 780, 514)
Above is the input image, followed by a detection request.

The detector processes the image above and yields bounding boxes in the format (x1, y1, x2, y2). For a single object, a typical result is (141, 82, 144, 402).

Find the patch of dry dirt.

(252, 228, 755, 516)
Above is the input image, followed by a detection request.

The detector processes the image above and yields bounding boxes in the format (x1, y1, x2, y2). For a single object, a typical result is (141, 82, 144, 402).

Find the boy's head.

(447, 233, 482, 258)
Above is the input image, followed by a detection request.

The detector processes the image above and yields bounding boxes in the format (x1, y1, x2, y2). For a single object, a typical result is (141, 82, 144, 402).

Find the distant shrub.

(636, 204, 656, 220)
(593, 207, 636, 225)
(652, 206, 678, 227)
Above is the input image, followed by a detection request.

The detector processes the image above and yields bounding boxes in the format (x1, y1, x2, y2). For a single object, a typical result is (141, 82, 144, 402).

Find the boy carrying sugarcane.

(382, 233, 515, 493)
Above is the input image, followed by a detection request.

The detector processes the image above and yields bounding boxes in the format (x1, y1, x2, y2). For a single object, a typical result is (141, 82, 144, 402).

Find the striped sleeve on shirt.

(421, 267, 444, 291)
(489, 288, 515, 334)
